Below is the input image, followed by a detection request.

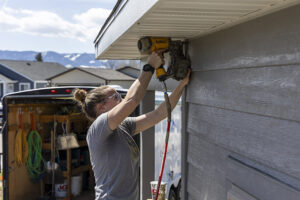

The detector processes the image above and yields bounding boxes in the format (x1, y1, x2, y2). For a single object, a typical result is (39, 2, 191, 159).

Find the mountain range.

(0, 50, 139, 69)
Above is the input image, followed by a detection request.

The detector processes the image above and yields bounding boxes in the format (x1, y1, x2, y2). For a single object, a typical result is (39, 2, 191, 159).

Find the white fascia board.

(95, 0, 159, 59)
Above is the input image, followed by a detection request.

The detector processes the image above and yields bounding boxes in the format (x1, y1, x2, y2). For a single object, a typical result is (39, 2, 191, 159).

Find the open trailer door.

(1, 87, 138, 200)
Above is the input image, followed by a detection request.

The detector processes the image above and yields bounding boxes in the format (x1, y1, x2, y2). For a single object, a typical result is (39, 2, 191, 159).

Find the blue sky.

(0, 0, 117, 53)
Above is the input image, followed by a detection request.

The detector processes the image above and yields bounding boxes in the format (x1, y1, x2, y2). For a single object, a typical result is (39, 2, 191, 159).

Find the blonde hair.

(73, 86, 110, 121)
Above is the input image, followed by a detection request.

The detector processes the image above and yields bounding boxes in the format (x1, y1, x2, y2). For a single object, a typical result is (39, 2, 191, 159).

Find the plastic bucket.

(150, 181, 167, 200)
(55, 180, 67, 198)
(71, 174, 83, 196)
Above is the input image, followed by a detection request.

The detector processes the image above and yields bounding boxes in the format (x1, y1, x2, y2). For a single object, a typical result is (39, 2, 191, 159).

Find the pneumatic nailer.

(137, 37, 190, 81)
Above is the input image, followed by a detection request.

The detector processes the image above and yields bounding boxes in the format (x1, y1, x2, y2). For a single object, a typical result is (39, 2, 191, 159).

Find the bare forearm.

(108, 51, 166, 130)
(134, 85, 185, 134)
(134, 69, 190, 134)
(125, 71, 153, 104)
(156, 82, 186, 121)
(125, 51, 164, 105)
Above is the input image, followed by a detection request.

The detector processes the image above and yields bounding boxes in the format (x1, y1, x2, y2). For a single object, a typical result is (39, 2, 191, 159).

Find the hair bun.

(74, 89, 87, 103)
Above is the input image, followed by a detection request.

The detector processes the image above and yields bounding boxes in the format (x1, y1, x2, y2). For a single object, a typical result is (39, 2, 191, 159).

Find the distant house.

(0, 60, 67, 99)
(0, 74, 17, 98)
(47, 67, 135, 89)
(116, 65, 140, 78)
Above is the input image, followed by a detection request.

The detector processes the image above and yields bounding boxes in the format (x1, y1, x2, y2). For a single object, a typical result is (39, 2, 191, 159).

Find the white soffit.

(95, 0, 300, 60)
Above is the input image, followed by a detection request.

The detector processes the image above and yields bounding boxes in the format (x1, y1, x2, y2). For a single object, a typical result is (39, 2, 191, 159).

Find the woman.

(74, 51, 190, 200)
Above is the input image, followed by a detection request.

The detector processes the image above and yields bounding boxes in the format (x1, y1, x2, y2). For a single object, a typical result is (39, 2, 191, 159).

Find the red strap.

(30, 112, 35, 130)
(18, 112, 23, 129)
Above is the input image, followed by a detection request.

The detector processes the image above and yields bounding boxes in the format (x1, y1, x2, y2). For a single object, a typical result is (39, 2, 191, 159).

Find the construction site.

(1, 0, 300, 200)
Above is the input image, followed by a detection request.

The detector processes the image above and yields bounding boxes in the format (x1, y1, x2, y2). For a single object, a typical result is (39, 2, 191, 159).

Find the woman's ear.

(96, 103, 105, 112)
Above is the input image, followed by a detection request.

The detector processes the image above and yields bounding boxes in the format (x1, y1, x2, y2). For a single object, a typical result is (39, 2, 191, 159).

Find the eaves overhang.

(94, 0, 300, 60)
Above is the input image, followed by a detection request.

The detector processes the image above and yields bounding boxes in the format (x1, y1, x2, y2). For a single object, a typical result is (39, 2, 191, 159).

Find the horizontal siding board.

(186, 194, 198, 200)
(187, 131, 227, 200)
(229, 154, 300, 191)
(186, 179, 202, 199)
(187, 103, 300, 179)
(189, 4, 300, 71)
(187, 66, 300, 122)
(227, 156, 300, 199)
(183, 4, 300, 200)
(186, 125, 300, 199)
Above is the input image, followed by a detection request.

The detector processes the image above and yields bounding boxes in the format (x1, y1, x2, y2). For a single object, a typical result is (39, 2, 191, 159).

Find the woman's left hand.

(180, 68, 191, 86)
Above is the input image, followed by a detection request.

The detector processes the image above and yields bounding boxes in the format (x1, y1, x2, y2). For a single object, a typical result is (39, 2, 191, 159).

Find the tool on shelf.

(56, 122, 79, 150)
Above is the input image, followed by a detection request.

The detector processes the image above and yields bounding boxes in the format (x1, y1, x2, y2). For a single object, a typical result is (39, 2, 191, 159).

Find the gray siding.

(184, 4, 300, 200)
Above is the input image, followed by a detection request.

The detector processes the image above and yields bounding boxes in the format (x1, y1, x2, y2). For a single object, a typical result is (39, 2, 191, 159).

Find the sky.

(0, 0, 117, 53)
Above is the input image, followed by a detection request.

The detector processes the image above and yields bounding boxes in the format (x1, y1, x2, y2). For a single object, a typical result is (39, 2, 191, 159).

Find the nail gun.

(137, 37, 190, 81)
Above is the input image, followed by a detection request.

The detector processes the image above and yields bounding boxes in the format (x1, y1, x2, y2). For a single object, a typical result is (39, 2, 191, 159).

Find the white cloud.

(73, 8, 111, 39)
(0, 6, 111, 42)
(0, 0, 8, 9)
(74, 8, 110, 26)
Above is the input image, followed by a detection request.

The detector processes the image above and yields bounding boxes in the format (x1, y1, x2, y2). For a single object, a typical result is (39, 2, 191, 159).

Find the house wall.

(107, 80, 134, 89)
(0, 65, 33, 92)
(50, 69, 106, 86)
(12, 83, 18, 93)
(184, 4, 300, 200)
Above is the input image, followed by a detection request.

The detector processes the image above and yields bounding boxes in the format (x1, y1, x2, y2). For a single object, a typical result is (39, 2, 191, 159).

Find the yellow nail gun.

(137, 37, 190, 81)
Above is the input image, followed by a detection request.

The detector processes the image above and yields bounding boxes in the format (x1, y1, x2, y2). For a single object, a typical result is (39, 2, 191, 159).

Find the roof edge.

(0, 63, 33, 82)
(94, 0, 124, 44)
(47, 68, 107, 80)
(47, 67, 134, 81)
(79, 68, 135, 81)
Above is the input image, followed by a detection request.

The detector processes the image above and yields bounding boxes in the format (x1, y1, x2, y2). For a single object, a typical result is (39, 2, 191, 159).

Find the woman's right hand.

(147, 50, 165, 69)
(180, 68, 191, 86)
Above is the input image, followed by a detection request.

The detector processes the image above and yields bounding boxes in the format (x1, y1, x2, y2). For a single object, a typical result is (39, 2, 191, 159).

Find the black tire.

(168, 188, 177, 200)
(176, 180, 181, 200)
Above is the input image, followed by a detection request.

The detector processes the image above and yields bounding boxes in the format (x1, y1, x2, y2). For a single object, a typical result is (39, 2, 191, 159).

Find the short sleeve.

(86, 112, 113, 146)
(120, 117, 136, 136)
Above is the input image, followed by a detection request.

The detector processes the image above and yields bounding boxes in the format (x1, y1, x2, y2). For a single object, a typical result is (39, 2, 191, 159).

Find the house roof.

(0, 60, 67, 81)
(48, 67, 135, 81)
(116, 65, 140, 71)
(94, 0, 300, 59)
(0, 73, 17, 83)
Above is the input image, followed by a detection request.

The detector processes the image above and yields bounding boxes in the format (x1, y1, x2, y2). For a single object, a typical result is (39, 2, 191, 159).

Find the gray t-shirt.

(86, 112, 139, 200)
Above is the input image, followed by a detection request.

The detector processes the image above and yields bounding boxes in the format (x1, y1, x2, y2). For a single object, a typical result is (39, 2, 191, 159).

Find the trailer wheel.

(168, 187, 177, 200)
(176, 180, 181, 200)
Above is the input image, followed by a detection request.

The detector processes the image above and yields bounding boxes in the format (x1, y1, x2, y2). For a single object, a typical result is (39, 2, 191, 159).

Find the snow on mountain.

(0, 50, 139, 69)
(70, 54, 81, 61)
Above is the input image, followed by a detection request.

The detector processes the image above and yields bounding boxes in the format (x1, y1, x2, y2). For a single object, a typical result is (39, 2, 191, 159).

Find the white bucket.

(150, 181, 167, 200)
(55, 180, 67, 198)
(71, 174, 83, 196)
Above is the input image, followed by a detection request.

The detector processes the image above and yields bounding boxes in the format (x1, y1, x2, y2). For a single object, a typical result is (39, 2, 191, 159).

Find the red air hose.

(155, 82, 172, 200)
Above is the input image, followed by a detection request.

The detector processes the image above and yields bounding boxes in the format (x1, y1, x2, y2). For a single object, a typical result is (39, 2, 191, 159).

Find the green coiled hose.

(26, 130, 46, 180)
